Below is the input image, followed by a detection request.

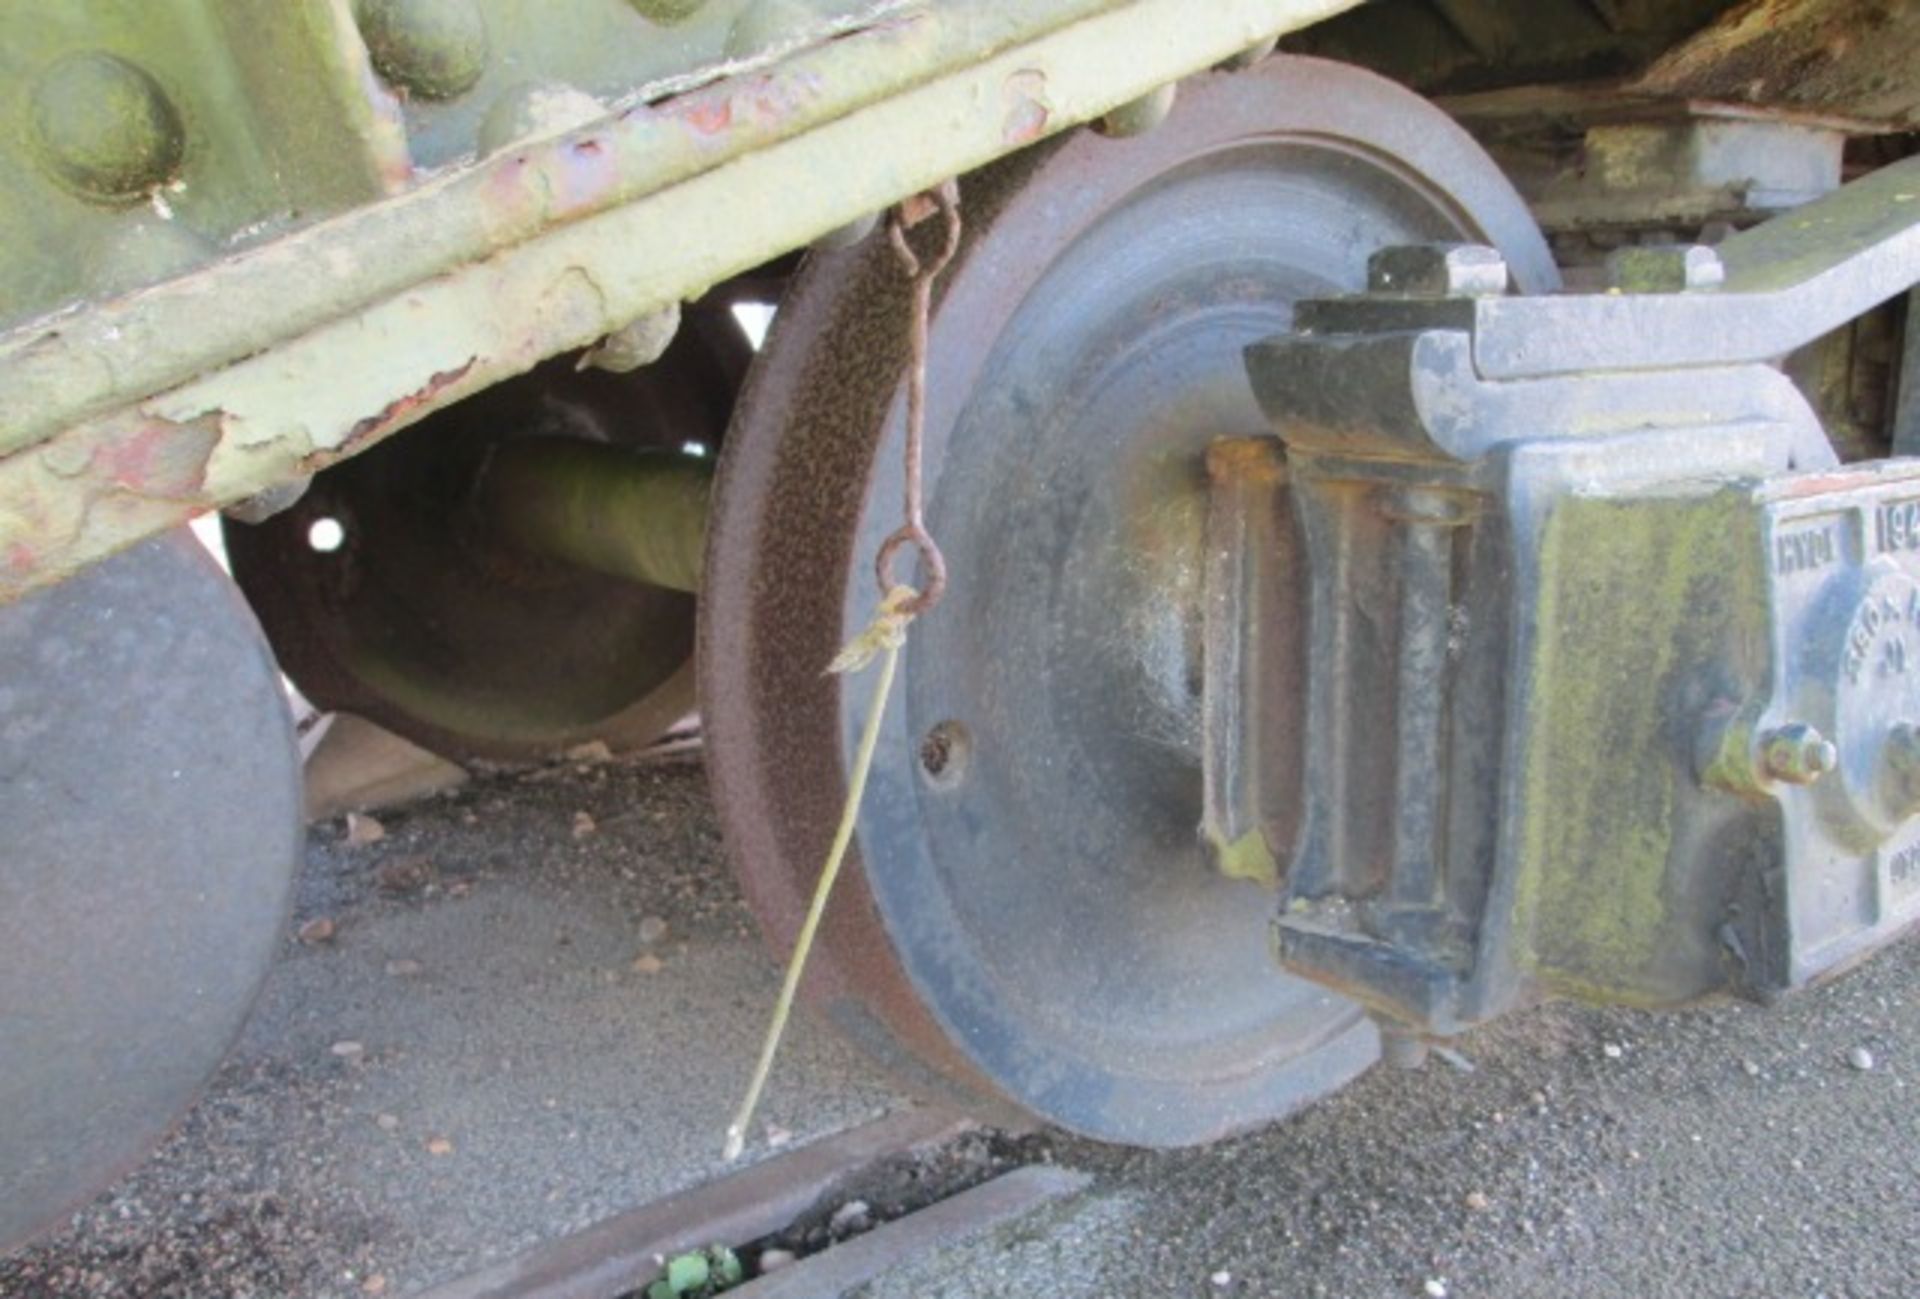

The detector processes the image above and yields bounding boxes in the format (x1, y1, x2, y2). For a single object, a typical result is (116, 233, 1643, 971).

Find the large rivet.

(355, 0, 490, 101)
(477, 82, 604, 154)
(627, 0, 708, 24)
(29, 52, 185, 202)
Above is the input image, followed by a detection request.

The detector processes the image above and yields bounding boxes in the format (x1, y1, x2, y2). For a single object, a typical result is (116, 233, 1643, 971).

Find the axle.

(480, 438, 712, 594)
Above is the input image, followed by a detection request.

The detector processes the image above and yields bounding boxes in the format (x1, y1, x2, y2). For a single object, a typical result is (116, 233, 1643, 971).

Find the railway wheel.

(223, 301, 750, 764)
(0, 531, 302, 1249)
(702, 57, 1557, 1143)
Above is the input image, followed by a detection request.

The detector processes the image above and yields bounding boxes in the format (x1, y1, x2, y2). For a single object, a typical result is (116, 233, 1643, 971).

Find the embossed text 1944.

(1876, 499, 1920, 555)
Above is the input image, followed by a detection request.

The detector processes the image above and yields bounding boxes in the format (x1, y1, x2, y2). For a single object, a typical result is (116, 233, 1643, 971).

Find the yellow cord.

(723, 588, 915, 1160)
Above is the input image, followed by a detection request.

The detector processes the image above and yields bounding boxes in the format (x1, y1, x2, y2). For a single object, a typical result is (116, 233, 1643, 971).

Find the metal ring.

(875, 524, 946, 616)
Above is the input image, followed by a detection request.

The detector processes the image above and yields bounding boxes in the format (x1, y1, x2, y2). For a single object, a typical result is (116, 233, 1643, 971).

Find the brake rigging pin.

(724, 182, 961, 1161)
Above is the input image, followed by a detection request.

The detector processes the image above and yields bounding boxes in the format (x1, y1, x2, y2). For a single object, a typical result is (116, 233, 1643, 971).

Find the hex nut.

(1605, 244, 1726, 294)
(1367, 244, 1508, 299)
(356, 0, 490, 101)
(30, 52, 185, 202)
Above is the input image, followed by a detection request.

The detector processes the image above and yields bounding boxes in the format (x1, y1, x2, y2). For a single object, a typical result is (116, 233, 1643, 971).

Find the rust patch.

(677, 92, 735, 136)
(1001, 69, 1051, 146)
(92, 416, 220, 498)
(304, 358, 478, 472)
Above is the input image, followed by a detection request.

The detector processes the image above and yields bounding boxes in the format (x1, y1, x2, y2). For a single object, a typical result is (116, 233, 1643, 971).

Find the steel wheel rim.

(703, 57, 1555, 1143)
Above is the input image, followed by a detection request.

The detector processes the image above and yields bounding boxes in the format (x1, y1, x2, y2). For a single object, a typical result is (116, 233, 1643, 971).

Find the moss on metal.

(1510, 486, 1766, 1005)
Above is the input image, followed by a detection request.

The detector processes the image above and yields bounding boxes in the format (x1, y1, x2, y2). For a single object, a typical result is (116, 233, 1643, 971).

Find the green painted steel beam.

(0, 0, 1359, 605)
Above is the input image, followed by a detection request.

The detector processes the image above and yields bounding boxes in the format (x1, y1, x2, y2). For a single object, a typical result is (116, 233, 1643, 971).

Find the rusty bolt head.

(1366, 244, 1508, 299)
(1761, 723, 1838, 786)
(1605, 244, 1725, 294)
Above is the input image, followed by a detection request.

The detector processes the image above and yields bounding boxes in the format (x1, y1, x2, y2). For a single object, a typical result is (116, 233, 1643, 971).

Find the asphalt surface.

(4, 750, 1917, 1298)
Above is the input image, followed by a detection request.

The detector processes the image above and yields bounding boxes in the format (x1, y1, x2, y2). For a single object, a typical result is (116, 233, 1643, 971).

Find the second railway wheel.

(224, 300, 751, 764)
(702, 57, 1558, 1143)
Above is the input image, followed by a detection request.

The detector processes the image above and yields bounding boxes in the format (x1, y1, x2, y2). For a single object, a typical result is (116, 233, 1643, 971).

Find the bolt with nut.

(1760, 723, 1838, 786)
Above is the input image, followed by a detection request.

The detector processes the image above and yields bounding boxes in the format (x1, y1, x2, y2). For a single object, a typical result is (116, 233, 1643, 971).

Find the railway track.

(416, 1110, 1085, 1299)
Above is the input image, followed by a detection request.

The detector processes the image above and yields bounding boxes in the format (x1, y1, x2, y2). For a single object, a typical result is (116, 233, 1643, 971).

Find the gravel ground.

(4, 752, 1917, 1298)
(0, 754, 903, 1299)
(876, 939, 1920, 1299)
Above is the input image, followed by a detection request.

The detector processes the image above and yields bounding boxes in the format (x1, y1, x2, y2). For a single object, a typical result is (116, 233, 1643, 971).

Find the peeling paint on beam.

(0, 0, 1360, 602)
(0, 0, 1352, 456)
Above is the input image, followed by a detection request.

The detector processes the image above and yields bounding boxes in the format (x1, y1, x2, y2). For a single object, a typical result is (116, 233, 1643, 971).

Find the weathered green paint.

(0, 0, 1361, 603)
(1509, 486, 1768, 1006)
(29, 51, 186, 201)
(482, 438, 711, 593)
(0, 1, 405, 329)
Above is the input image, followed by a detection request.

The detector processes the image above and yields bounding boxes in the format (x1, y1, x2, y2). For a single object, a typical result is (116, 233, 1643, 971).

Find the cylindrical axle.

(481, 437, 712, 593)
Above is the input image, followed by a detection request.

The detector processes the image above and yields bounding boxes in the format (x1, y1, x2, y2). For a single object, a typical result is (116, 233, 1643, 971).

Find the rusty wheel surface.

(224, 304, 749, 763)
(701, 58, 1556, 1143)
